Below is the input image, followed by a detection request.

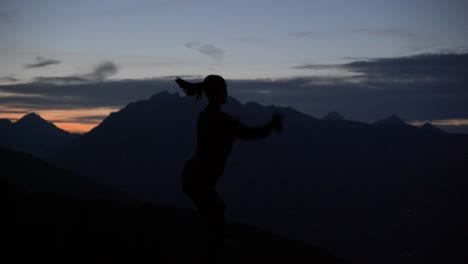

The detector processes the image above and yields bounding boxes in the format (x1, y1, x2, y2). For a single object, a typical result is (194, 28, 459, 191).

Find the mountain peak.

(14, 112, 65, 133)
(0, 119, 13, 132)
(3, 113, 76, 157)
(149, 91, 181, 103)
(420, 122, 445, 134)
(153, 90, 171, 96)
(16, 112, 47, 124)
(25, 112, 40, 118)
(375, 114, 406, 125)
(0, 119, 12, 126)
(323, 111, 346, 121)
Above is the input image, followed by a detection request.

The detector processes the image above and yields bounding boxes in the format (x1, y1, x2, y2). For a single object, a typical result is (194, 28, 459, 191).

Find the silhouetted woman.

(175, 75, 283, 263)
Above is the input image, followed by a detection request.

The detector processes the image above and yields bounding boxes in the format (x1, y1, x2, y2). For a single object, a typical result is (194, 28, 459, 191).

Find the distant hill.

(50, 91, 468, 263)
(323, 112, 346, 121)
(0, 147, 128, 200)
(0, 113, 78, 158)
(420, 122, 446, 134)
(0, 118, 12, 129)
(374, 114, 407, 125)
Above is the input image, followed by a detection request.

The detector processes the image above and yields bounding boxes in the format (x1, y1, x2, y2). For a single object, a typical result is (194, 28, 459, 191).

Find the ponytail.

(175, 75, 226, 102)
(175, 77, 204, 101)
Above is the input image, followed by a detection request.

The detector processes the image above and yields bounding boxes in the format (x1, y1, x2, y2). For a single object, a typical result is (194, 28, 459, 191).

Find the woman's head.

(175, 75, 227, 104)
(203, 75, 227, 104)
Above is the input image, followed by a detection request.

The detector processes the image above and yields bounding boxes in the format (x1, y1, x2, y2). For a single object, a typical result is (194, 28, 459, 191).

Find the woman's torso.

(183, 105, 236, 188)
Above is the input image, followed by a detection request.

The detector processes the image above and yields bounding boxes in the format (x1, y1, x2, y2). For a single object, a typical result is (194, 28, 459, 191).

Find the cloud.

(184, 42, 201, 49)
(288, 31, 327, 38)
(341, 56, 372, 61)
(349, 27, 418, 39)
(0, 76, 19, 84)
(289, 27, 417, 40)
(343, 53, 468, 82)
(294, 53, 468, 84)
(25, 57, 62, 68)
(34, 76, 89, 84)
(436, 45, 468, 54)
(34, 61, 118, 84)
(198, 45, 224, 60)
(87, 61, 118, 81)
(184, 42, 225, 60)
(292, 64, 342, 70)
(49, 115, 110, 124)
(155, 74, 204, 80)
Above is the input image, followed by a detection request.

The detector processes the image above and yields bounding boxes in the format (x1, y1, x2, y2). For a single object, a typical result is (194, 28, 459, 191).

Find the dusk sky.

(1, 0, 467, 133)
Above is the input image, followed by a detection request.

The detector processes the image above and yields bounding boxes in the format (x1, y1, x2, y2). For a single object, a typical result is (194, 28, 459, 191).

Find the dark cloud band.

(1, 53, 467, 131)
(294, 53, 468, 84)
(25, 57, 61, 68)
(34, 61, 118, 84)
(184, 42, 224, 60)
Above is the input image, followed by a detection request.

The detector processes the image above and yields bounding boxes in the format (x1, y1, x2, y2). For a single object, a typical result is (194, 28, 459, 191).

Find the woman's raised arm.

(234, 112, 283, 141)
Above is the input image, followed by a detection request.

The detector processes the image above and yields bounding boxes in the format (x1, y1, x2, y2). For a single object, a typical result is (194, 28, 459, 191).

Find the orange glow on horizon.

(0, 106, 119, 133)
(409, 119, 468, 126)
(54, 122, 99, 134)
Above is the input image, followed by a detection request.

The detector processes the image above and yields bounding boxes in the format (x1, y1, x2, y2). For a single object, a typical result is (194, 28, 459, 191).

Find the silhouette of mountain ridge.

(16, 112, 48, 124)
(420, 122, 446, 134)
(374, 114, 406, 125)
(0, 113, 78, 158)
(0, 118, 12, 127)
(0, 119, 12, 133)
(50, 90, 468, 264)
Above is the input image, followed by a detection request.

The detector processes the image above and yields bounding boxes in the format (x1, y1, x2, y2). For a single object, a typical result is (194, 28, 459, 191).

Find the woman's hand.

(175, 77, 191, 90)
(271, 112, 283, 132)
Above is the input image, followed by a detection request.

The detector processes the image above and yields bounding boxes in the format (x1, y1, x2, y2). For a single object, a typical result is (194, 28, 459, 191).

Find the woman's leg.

(184, 187, 226, 262)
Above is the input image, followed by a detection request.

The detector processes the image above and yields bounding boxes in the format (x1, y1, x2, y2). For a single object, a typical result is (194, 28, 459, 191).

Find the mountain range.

(3, 91, 468, 263)
(46, 91, 468, 264)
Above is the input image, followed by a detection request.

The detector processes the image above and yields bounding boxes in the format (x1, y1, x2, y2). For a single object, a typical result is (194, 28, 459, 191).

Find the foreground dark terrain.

(3, 148, 342, 263)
